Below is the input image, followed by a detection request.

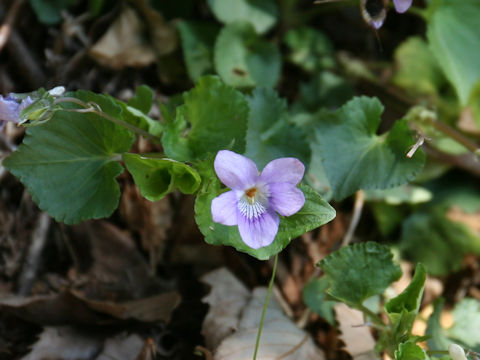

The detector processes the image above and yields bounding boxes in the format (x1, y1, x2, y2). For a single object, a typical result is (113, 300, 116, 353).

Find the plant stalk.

(253, 254, 279, 360)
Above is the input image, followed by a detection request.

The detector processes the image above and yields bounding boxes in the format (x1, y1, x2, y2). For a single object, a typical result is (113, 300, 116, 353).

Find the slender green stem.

(358, 304, 387, 330)
(54, 97, 162, 143)
(253, 254, 279, 360)
(427, 350, 449, 355)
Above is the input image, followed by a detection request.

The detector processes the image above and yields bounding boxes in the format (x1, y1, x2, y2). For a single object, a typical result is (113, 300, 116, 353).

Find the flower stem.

(253, 254, 278, 360)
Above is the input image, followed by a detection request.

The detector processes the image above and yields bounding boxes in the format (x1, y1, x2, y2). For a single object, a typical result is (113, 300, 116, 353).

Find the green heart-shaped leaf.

(312, 96, 425, 200)
(318, 242, 402, 308)
(4, 91, 135, 224)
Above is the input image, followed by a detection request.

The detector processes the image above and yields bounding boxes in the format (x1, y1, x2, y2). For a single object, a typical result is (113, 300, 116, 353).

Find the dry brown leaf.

(0, 289, 180, 326)
(201, 268, 325, 360)
(201, 268, 250, 350)
(20, 327, 102, 360)
(334, 303, 377, 360)
(89, 7, 156, 69)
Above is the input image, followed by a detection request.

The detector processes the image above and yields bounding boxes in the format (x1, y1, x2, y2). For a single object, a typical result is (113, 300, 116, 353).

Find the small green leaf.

(448, 298, 480, 351)
(394, 342, 428, 360)
(162, 76, 249, 161)
(318, 242, 402, 307)
(393, 37, 446, 97)
(284, 27, 335, 73)
(207, 0, 277, 34)
(4, 91, 135, 224)
(177, 21, 219, 82)
(427, 298, 480, 353)
(313, 97, 425, 200)
(214, 22, 281, 88)
(194, 162, 335, 260)
(427, 0, 480, 105)
(128, 85, 154, 114)
(385, 264, 427, 347)
(401, 210, 480, 276)
(123, 153, 201, 201)
(302, 277, 336, 325)
(244, 87, 310, 168)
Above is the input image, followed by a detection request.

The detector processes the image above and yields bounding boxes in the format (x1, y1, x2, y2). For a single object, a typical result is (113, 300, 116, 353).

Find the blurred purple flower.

(393, 0, 412, 13)
(211, 150, 305, 249)
(0, 95, 33, 129)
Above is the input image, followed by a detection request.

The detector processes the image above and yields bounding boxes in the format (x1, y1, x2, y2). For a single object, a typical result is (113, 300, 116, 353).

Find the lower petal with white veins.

(237, 209, 279, 249)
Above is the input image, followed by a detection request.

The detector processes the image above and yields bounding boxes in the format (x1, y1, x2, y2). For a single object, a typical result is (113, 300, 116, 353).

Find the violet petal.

(260, 158, 305, 185)
(237, 209, 279, 249)
(214, 150, 259, 190)
(211, 190, 238, 226)
(0, 96, 21, 123)
(268, 182, 305, 217)
(393, 0, 412, 13)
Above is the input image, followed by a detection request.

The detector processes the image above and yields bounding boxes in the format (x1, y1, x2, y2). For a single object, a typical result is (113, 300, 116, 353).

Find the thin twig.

(17, 212, 51, 296)
(0, 0, 23, 52)
(341, 190, 365, 247)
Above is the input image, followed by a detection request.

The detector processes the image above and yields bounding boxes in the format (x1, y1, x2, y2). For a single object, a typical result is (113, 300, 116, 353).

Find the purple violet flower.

(211, 150, 306, 249)
(0, 95, 33, 130)
(393, 0, 413, 13)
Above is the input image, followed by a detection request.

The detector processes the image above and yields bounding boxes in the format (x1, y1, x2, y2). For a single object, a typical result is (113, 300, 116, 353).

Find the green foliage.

(295, 72, 354, 112)
(394, 342, 428, 360)
(312, 97, 425, 200)
(177, 21, 219, 82)
(318, 242, 402, 308)
(128, 85, 154, 114)
(207, 0, 277, 34)
(244, 87, 310, 168)
(302, 277, 336, 325)
(385, 264, 426, 348)
(29, 0, 76, 24)
(123, 154, 201, 201)
(3, 91, 135, 224)
(427, 0, 480, 105)
(194, 162, 335, 260)
(427, 298, 480, 353)
(393, 37, 446, 97)
(162, 76, 249, 161)
(401, 210, 480, 276)
(214, 22, 281, 88)
(284, 27, 335, 73)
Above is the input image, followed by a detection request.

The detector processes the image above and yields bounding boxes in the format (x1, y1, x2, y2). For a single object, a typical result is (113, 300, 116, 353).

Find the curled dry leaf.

(89, 7, 156, 69)
(0, 289, 180, 326)
(201, 267, 325, 360)
(334, 303, 377, 360)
